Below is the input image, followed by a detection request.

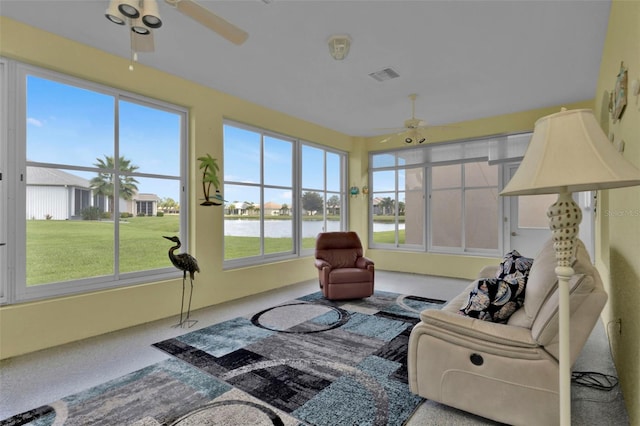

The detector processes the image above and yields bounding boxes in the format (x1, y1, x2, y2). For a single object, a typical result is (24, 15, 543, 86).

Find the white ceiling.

(0, 0, 611, 138)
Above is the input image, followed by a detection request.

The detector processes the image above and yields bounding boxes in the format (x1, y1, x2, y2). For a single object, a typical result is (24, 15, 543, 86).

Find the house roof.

(27, 166, 90, 188)
(135, 193, 161, 202)
(263, 201, 282, 210)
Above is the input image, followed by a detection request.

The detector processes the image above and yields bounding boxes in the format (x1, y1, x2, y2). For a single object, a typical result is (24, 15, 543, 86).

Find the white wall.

(26, 186, 69, 220)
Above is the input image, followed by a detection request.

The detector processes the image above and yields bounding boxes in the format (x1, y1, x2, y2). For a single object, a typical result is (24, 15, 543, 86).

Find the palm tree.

(197, 154, 221, 206)
(243, 201, 256, 216)
(90, 155, 139, 216)
(379, 197, 395, 216)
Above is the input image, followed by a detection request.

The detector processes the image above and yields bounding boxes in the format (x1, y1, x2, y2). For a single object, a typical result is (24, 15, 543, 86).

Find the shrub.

(157, 211, 164, 217)
(81, 206, 101, 221)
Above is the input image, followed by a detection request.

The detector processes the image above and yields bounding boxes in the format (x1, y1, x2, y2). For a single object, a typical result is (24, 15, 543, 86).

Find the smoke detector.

(328, 35, 351, 60)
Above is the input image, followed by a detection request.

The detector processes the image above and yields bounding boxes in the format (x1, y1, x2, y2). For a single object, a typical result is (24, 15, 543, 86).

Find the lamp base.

(547, 190, 582, 426)
(547, 191, 582, 267)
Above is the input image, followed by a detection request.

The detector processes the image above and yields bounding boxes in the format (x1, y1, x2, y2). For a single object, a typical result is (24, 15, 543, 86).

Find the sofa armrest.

(419, 309, 537, 348)
(356, 256, 374, 269)
(314, 259, 331, 270)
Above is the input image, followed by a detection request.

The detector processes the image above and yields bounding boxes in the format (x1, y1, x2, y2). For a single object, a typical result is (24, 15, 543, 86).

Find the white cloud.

(27, 117, 44, 127)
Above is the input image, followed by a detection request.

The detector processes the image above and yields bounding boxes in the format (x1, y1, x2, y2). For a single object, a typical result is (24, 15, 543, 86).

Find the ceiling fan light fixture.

(118, 0, 141, 19)
(105, 0, 126, 25)
(131, 18, 151, 35)
(141, 0, 162, 28)
(328, 35, 351, 60)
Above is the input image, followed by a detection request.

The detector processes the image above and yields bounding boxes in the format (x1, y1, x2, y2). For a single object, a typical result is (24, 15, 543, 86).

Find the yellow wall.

(593, 1, 640, 423)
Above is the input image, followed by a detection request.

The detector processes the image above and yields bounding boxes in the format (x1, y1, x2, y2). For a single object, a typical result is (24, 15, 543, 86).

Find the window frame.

(222, 120, 347, 269)
(300, 140, 348, 255)
(2, 60, 189, 304)
(369, 133, 532, 256)
(0, 58, 8, 304)
(427, 160, 502, 255)
(369, 164, 426, 250)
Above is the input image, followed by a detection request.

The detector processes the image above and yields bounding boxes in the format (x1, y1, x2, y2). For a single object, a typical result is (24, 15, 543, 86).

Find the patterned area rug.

(0, 291, 444, 426)
(153, 291, 444, 426)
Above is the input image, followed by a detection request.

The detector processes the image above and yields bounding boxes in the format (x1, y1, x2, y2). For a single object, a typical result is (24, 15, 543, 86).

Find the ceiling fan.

(106, 0, 249, 55)
(379, 94, 449, 145)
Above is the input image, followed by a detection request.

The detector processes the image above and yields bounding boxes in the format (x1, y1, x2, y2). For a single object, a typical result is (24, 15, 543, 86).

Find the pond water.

(224, 219, 404, 238)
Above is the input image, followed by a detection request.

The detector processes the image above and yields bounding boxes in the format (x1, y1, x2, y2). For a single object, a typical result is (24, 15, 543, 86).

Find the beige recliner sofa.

(407, 238, 607, 426)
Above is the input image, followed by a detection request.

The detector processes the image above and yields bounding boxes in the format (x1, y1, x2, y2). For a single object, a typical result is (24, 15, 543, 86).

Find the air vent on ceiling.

(368, 67, 400, 82)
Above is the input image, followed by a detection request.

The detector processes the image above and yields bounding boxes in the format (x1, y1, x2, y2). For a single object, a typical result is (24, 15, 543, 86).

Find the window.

(370, 134, 531, 255)
(223, 121, 346, 267)
(371, 167, 425, 248)
(301, 144, 345, 250)
(2, 61, 187, 303)
(430, 161, 499, 252)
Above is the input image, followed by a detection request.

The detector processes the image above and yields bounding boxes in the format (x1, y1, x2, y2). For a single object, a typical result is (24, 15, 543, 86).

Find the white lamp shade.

(501, 108, 640, 196)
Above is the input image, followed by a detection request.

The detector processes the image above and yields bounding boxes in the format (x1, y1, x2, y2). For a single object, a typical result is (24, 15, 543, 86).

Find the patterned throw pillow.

(459, 250, 534, 323)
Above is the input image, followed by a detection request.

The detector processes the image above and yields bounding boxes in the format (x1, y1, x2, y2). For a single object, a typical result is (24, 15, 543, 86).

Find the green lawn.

(27, 216, 400, 285)
(27, 216, 180, 285)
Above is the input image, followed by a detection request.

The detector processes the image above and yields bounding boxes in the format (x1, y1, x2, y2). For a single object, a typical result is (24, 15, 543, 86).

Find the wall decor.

(611, 61, 627, 122)
(197, 154, 224, 206)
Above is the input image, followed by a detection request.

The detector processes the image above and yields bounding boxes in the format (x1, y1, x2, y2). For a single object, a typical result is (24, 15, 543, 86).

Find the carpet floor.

(1, 291, 445, 426)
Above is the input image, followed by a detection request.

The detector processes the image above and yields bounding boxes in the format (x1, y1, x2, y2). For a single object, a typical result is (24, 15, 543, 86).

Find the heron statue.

(163, 236, 200, 328)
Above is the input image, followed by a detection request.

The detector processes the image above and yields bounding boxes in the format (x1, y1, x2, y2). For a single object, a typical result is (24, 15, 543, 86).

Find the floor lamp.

(500, 108, 640, 425)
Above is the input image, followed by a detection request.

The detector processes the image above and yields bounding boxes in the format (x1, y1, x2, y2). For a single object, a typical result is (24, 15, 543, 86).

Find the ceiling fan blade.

(131, 31, 155, 52)
(379, 130, 405, 144)
(170, 0, 249, 45)
(374, 126, 408, 132)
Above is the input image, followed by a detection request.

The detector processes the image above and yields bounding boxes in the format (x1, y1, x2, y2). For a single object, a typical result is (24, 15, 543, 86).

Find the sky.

(26, 75, 182, 201)
(222, 124, 342, 206)
(26, 74, 343, 206)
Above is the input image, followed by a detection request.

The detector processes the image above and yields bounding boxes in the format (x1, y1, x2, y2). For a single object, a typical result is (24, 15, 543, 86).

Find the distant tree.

(90, 155, 139, 214)
(244, 201, 257, 216)
(302, 191, 324, 215)
(327, 195, 341, 215)
(378, 197, 395, 215)
(160, 197, 178, 213)
(280, 203, 290, 215)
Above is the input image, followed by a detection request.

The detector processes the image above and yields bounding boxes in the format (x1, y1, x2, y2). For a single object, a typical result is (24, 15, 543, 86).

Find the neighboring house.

(371, 197, 381, 216)
(26, 166, 94, 220)
(225, 201, 283, 216)
(127, 193, 161, 216)
(26, 166, 160, 219)
(263, 201, 282, 216)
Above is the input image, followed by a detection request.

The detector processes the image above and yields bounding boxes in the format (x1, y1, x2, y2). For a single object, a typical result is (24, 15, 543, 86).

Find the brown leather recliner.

(314, 231, 374, 300)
